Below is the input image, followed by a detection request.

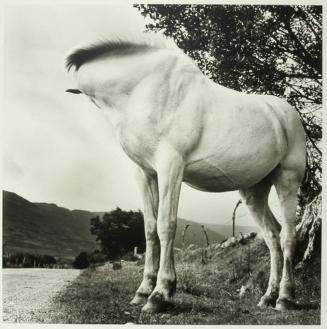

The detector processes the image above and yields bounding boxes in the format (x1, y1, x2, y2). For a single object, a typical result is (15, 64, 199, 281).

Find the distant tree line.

(90, 207, 145, 260)
(3, 252, 57, 268)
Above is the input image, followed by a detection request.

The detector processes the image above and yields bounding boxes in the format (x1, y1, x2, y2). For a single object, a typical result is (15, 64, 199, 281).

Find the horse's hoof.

(141, 300, 161, 313)
(130, 293, 148, 306)
(141, 292, 171, 313)
(275, 298, 297, 311)
(258, 295, 276, 308)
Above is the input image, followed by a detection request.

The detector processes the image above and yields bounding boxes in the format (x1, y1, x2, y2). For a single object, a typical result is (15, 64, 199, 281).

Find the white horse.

(66, 34, 306, 312)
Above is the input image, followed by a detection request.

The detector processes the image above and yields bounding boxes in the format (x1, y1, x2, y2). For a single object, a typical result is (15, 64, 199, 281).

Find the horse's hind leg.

(130, 168, 160, 306)
(239, 179, 283, 307)
(272, 162, 304, 311)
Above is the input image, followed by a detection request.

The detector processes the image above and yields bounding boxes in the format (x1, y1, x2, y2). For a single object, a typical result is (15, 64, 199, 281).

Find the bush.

(73, 251, 90, 269)
(89, 250, 107, 264)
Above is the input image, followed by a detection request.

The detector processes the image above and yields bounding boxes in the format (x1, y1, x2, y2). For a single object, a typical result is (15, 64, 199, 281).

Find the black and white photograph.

(1, 1, 324, 325)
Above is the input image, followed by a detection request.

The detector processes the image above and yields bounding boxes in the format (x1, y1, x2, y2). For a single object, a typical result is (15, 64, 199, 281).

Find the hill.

(3, 191, 98, 259)
(2, 191, 225, 259)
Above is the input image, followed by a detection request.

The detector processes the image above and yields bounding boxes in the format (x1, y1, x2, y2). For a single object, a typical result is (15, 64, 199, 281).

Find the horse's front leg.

(142, 147, 184, 312)
(130, 168, 160, 305)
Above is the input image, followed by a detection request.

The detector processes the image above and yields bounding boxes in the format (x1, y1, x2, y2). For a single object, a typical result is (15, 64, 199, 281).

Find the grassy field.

(38, 238, 320, 324)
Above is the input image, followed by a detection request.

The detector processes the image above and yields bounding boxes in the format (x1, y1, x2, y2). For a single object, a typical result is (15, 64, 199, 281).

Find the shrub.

(89, 250, 107, 264)
(73, 251, 90, 269)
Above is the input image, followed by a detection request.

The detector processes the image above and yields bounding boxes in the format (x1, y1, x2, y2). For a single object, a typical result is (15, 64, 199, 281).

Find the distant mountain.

(3, 191, 98, 259)
(205, 223, 259, 239)
(2, 191, 225, 259)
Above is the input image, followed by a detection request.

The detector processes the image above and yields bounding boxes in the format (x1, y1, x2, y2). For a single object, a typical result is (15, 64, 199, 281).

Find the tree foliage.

(136, 4, 322, 206)
(90, 208, 145, 259)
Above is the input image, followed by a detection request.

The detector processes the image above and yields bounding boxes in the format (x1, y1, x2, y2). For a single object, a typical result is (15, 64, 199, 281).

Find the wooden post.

(182, 224, 190, 249)
(232, 199, 242, 237)
(201, 225, 209, 246)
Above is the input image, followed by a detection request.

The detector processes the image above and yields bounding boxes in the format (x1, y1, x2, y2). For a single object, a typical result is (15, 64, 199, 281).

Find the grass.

(42, 238, 320, 324)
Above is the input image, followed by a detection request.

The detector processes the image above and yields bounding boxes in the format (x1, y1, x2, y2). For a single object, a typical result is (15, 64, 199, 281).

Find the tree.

(90, 208, 145, 259)
(136, 4, 322, 262)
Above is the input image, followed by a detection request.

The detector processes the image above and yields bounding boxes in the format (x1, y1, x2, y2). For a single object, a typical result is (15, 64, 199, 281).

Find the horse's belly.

(183, 161, 236, 192)
(183, 154, 277, 192)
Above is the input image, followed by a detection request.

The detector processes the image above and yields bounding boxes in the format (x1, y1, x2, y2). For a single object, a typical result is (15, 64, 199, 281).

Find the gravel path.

(2, 268, 81, 322)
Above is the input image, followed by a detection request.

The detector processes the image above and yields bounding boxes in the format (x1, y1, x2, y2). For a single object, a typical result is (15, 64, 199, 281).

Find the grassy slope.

(42, 238, 320, 324)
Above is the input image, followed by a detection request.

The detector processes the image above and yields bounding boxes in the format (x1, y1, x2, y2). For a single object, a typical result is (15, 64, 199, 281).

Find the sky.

(2, 3, 282, 226)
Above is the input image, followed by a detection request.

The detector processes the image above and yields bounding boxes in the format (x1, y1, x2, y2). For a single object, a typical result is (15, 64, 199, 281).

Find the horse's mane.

(66, 33, 179, 72)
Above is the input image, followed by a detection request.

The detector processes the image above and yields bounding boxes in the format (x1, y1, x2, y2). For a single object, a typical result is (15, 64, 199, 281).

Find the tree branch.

(284, 20, 321, 73)
(294, 107, 322, 157)
(285, 82, 321, 104)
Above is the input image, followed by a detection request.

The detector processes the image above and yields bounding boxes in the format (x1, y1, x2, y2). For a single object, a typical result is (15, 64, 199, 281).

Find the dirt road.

(2, 268, 81, 322)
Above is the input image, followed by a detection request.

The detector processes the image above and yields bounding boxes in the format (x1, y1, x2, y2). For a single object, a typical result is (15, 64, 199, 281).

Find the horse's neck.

(78, 49, 185, 112)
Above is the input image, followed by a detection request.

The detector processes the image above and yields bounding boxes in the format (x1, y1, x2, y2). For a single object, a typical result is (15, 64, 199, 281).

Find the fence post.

(201, 225, 209, 246)
(232, 199, 242, 237)
(182, 224, 190, 249)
